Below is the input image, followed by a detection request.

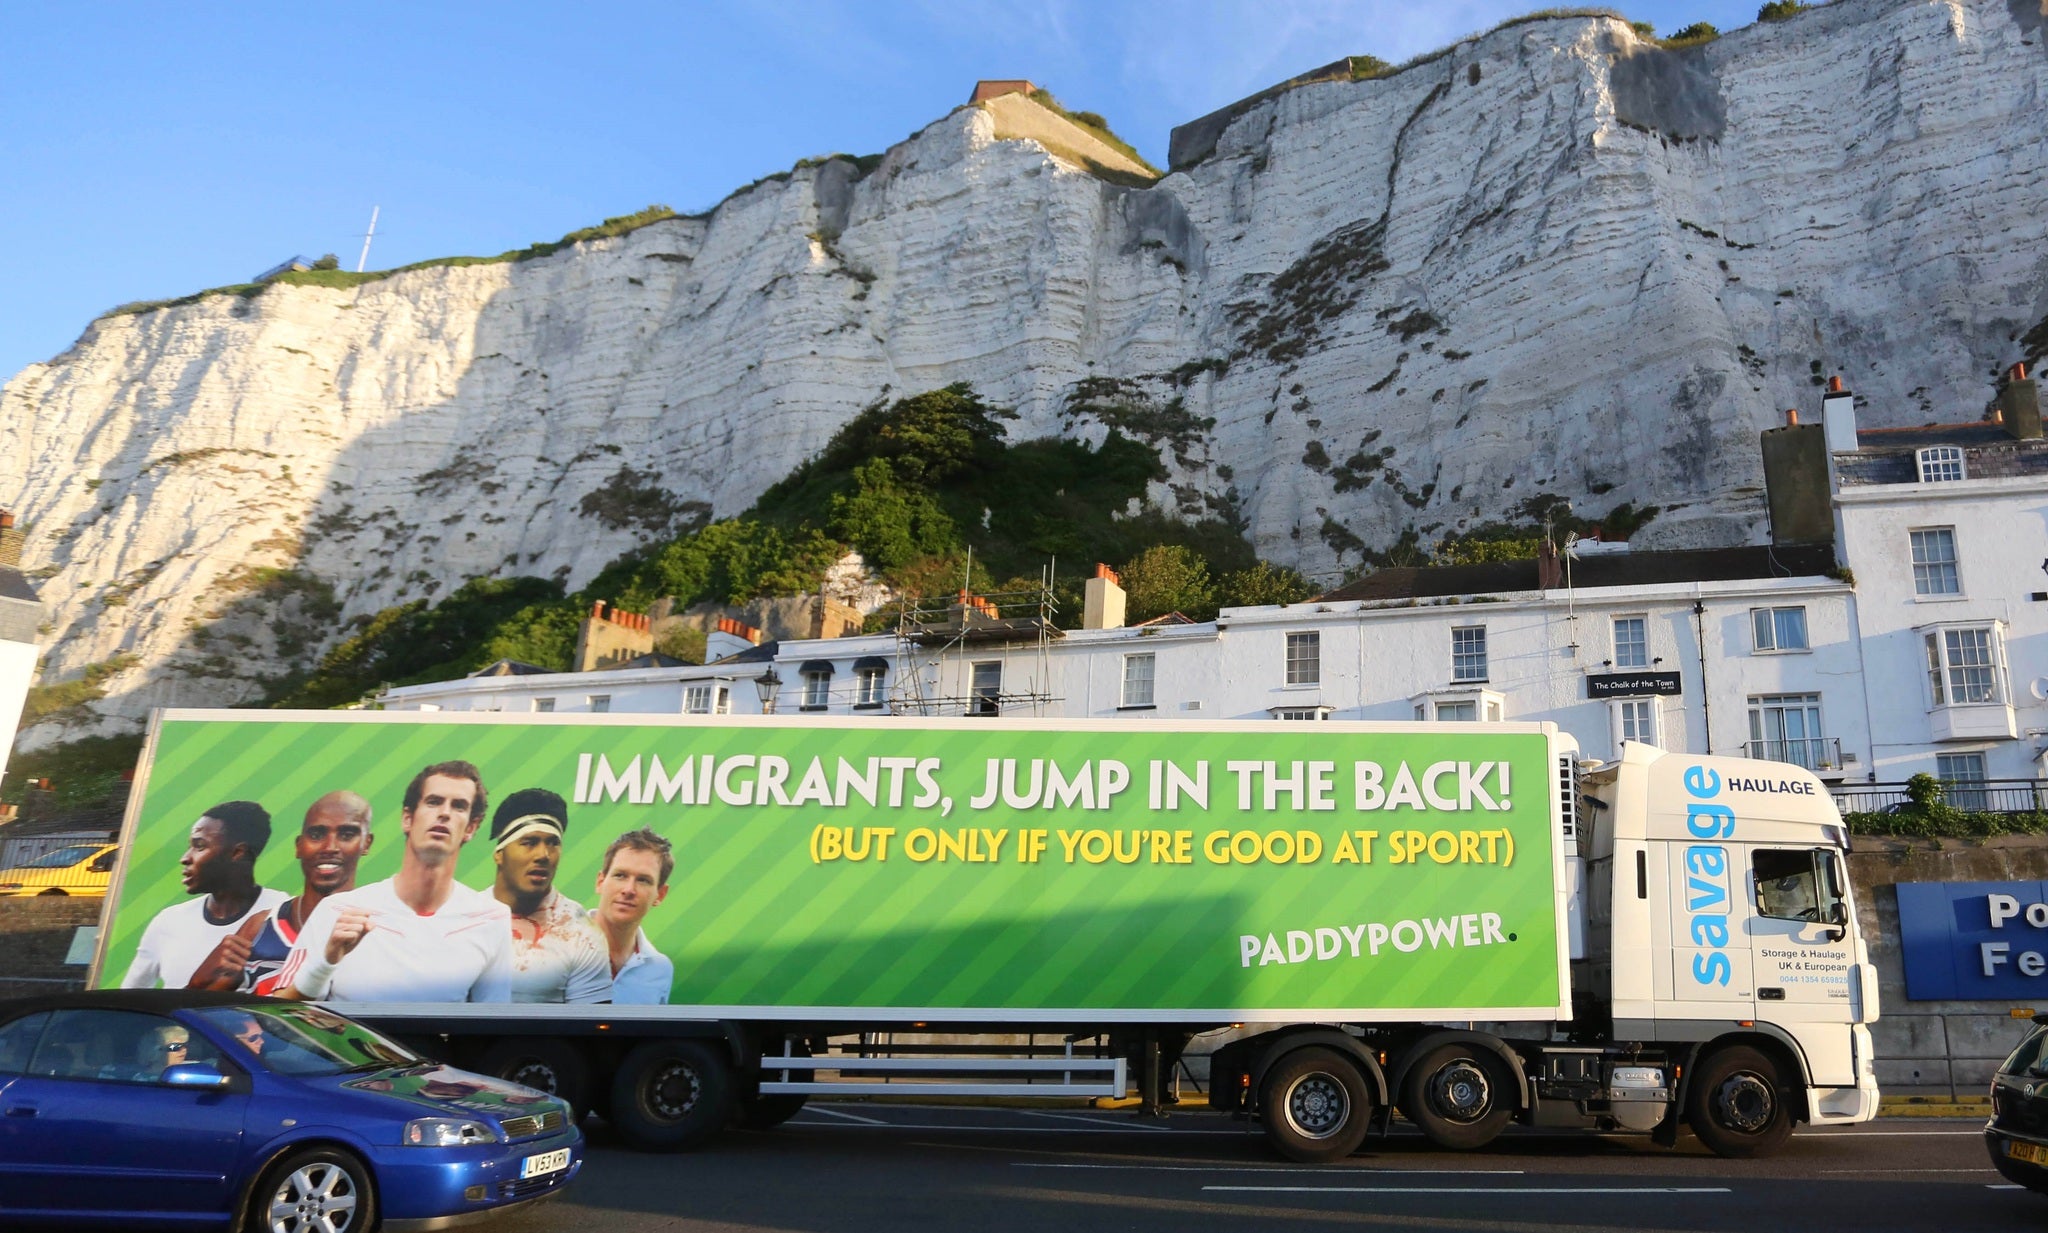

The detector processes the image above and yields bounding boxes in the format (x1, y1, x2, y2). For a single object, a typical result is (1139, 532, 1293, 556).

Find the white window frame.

(1909, 526, 1961, 597)
(531, 697, 555, 713)
(1120, 653, 1157, 709)
(588, 695, 611, 714)
(1612, 697, 1658, 748)
(801, 669, 833, 711)
(1750, 605, 1810, 653)
(1451, 626, 1488, 683)
(1410, 687, 1505, 723)
(1284, 632, 1320, 687)
(1269, 705, 1334, 721)
(971, 661, 1002, 716)
(684, 684, 713, 715)
(1611, 615, 1648, 669)
(1916, 446, 1966, 483)
(855, 667, 887, 709)
(1745, 692, 1828, 770)
(1935, 751, 1989, 810)
(1923, 622, 2005, 707)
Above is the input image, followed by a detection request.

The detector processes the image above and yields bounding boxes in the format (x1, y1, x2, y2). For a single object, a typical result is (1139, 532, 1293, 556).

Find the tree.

(1757, 1, 1807, 20)
(312, 253, 340, 270)
(1217, 561, 1316, 608)
(1120, 545, 1216, 622)
(1668, 21, 1719, 40)
(826, 459, 958, 572)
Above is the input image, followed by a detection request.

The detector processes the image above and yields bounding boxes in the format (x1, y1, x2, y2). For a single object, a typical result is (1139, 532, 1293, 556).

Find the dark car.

(1987, 1012, 2048, 1191)
(0, 990, 581, 1230)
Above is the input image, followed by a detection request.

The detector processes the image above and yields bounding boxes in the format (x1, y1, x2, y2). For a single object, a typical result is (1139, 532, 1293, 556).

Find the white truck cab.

(1578, 742, 1880, 1148)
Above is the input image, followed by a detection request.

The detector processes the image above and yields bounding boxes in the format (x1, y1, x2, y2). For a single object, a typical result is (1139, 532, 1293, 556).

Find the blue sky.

(2, 1, 1766, 382)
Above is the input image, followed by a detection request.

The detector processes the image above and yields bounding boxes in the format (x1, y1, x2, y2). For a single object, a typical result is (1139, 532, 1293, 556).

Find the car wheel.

(475, 1036, 590, 1117)
(610, 1039, 733, 1151)
(1259, 1045, 1373, 1163)
(1398, 1043, 1516, 1150)
(249, 1146, 377, 1233)
(1685, 1045, 1794, 1158)
(36, 888, 66, 897)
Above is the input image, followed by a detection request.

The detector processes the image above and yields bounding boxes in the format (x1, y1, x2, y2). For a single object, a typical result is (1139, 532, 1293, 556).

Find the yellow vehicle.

(0, 842, 118, 896)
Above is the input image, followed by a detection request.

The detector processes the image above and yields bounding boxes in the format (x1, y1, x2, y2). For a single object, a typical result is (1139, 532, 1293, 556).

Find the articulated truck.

(90, 711, 1878, 1161)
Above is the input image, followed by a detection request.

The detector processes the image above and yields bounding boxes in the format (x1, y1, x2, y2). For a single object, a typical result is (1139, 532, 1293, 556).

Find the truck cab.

(1577, 742, 1881, 1147)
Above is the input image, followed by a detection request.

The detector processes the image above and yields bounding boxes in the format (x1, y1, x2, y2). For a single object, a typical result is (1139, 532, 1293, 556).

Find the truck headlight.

(403, 1118, 500, 1147)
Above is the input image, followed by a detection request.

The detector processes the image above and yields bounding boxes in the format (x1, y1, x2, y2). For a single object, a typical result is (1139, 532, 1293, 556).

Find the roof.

(1132, 612, 1198, 628)
(1314, 544, 1839, 604)
(1853, 423, 2013, 449)
(708, 639, 779, 666)
(0, 566, 38, 605)
(613, 653, 691, 670)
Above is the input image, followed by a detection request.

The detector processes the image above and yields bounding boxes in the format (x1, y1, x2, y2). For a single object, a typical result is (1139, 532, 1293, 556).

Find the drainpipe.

(1693, 598, 1712, 755)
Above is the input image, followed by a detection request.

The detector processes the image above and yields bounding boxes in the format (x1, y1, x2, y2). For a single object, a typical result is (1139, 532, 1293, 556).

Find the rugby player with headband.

(489, 787, 612, 1004)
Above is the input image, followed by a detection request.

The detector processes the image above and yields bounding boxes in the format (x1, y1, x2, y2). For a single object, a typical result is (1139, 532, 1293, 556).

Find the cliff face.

(7, 0, 2048, 742)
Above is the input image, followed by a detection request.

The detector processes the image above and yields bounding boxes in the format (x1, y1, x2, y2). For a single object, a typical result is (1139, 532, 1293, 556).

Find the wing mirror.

(161, 1062, 232, 1090)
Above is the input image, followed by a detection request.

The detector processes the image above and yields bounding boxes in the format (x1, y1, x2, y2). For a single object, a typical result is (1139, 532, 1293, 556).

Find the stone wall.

(1849, 834, 2048, 1098)
(0, 896, 104, 1000)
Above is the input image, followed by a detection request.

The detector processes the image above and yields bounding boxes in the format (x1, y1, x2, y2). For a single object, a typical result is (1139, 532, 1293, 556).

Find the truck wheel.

(475, 1037, 590, 1118)
(738, 1093, 809, 1130)
(1398, 1044, 1515, 1150)
(610, 1039, 733, 1151)
(1685, 1045, 1793, 1158)
(1259, 1046, 1373, 1163)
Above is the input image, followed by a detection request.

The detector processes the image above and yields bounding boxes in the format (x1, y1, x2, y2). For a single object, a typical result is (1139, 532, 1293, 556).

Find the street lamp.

(754, 669, 782, 715)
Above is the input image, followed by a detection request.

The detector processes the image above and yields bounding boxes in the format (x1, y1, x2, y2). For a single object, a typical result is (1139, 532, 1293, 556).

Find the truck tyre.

(1259, 1046, 1373, 1163)
(474, 1037, 591, 1118)
(1685, 1045, 1793, 1158)
(738, 1093, 809, 1130)
(611, 1039, 734, 1151)
(1398, 1044, 1515, 1150)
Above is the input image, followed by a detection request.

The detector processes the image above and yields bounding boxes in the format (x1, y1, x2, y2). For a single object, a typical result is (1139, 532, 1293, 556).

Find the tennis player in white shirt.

(275, 761, 511, 1003)
(487, 787, 611, 1003)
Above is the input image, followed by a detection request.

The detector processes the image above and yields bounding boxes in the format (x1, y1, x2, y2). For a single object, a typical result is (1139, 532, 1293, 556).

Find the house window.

(1935, 751, 1989, 811)
(1925, 626, 2001, 705)
(1916, 446, 1966, 483)
(1451, 626, 1488, 682)
(1285, 632, 1320, 686)
(1747, 693, 1825, 770)
(1271, 706, 1331, 721)
(1751, 606, 1810, 653)
(1611, 616, 1648, 669)
(588, 695, 611, 714)
(1121, 653, 1156, 708)
(802, 669, 832, 712)
(714, 685, 732, 715)
(1436, 700, 1477, 722)
(532, 697, 555, 713)
(1614, 698, 1657, 747)
(1909, 527, 1960, 596)
(684, 685, 713, 714)
(855, 667, 887, 708)
(971, 661, 1002, 716)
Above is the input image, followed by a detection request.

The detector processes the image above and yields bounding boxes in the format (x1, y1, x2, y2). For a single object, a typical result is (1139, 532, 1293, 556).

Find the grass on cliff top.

(1029, 93, 1161, 180)
(102, 205, 684, 319)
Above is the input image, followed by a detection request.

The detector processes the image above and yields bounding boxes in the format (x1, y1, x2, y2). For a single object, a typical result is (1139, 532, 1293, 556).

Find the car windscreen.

(17, 845, 100, 869)
(2000, 1025, 2048, 1077)
(194, 1004, 420, 1077)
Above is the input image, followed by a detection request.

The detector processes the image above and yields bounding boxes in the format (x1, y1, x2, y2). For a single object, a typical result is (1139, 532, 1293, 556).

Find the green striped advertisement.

(98, 713, 1565, 1019)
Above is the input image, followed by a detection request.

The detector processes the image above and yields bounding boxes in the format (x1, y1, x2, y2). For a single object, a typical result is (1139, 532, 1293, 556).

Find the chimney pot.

(1827, 375, 1843, 394)
(1784, 408, 1799, 426)
(2016, 362, 2032, 382)
(1993, 406, 2006, 425)
(0, 512, 13, 529)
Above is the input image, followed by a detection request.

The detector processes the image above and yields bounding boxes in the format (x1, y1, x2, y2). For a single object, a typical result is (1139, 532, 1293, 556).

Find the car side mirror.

(161, 1062, 231, 1090)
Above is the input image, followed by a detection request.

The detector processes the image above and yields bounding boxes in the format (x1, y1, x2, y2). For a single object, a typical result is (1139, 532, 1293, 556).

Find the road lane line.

(1818, 1168, 1996, 1174)
(800, 1105, 890, 1125)
(1015, 1163, 1524, 1174)
(1196, 1179, 1728, 1187)
(1799, 1130, 1982, 1136)
(1989, 1184, 2025, 1190)
(1014, 1109, 1175, 1131)
(780, 1121, 1249, 1135)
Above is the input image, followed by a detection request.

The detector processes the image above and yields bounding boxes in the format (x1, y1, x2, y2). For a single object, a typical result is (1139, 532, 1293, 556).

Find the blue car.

(0, 990, 581, 1230)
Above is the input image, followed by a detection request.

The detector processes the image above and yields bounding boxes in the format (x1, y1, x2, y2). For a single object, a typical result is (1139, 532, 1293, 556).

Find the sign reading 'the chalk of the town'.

(1585, 672, 1683, 699)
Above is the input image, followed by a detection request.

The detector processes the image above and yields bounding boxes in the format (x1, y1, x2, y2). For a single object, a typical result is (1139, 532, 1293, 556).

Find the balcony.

(1832, 779, 2048, 815)
(1741, 736, 1846, 777)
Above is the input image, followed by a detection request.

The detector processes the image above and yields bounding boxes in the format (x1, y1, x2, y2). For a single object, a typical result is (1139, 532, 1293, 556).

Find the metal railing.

(1830, 779, 2048, 815)
(1740, 736, 1844, 773)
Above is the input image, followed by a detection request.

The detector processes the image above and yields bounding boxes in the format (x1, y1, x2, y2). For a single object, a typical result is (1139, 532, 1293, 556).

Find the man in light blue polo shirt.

(594, 828, 675, 1004)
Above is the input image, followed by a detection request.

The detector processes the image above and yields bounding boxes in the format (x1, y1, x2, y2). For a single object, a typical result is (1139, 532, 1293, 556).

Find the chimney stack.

(1537, 537, 1563, 590)
(1761, 415, 1833, 546)
(2000, 362, 2042, 441)
(0, 512, 21, 569)
(1821, 379, 1859, 453)
(1083, 564, 1126, 630)
(706, 617, 764, 662)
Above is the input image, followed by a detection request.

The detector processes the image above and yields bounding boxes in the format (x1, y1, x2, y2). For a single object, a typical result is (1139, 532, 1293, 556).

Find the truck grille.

(498, 1109, 566, 1140)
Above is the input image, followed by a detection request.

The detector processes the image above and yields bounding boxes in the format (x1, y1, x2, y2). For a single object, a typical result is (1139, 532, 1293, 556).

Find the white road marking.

(782, 1120, 1247, 1135)
(1818, 1168, 1995, 1174)
(1799, 1129, 1983, 1136)
(800, 1105, 889, 1125)
(1015, 1163, 1524, 1175)
(1204, 1179, 1736, 1187)
(1988, 1184, 2026, 1190)
(1015, 1109, 1174, 1131)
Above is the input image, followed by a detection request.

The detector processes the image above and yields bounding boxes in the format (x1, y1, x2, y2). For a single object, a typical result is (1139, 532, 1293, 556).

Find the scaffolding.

(891, 560, 1064, 717)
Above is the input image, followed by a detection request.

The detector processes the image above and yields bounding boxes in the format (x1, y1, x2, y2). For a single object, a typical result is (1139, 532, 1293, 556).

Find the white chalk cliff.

(7, 0, 2048, 741)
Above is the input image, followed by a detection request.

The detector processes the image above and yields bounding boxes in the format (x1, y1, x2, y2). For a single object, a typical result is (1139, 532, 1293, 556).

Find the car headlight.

(403, 1118, 501, 1147)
